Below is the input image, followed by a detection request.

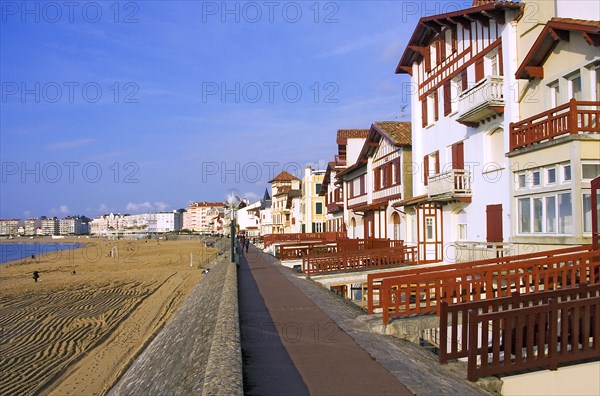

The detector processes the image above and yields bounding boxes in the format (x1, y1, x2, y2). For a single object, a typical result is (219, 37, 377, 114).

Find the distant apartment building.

(0, 219, 21, 236)
(301, 166, 327, 233)
(183, 202, 224, 232)
(90, 213, 127, 236)
(59, 217, 89, 235)
(39, 217, 59, 236)
(156, 210, 184, 233)
(23, 218, 42, 236)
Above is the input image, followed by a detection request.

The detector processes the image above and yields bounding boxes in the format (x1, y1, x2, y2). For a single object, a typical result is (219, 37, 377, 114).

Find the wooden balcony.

(510, 99, 600, 151)
(427, 169, 471, 201)
(457, 75, 504, 126)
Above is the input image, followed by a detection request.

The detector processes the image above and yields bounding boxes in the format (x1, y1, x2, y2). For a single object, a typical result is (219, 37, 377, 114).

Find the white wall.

(502, 361, 600, 396)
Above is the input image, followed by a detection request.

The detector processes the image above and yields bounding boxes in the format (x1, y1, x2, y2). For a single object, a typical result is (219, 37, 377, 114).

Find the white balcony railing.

(428, 169, 472, 198)
(348, 194, 367, 208)
(373, 184, 402, 202)
(457, 75, 504, 124)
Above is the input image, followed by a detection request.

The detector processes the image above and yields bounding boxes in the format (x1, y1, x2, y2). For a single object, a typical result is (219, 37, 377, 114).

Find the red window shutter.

(433, 90, 439, 121)
(394, 159, 401, 185)
(425, 46, 431, 71)
(475, 58, 484, 82)
(443, 81, 451, 116)
(423, 155, 429, 186)
(452, 27, 457, 52)
(434, 151, 440, 174)
(422, 99, 428, 128)
(387, 163, 393, 186)
(461, 69, 468, 91)
(486, 204, 503, 243)
(440, 35, 446, 60)
(452, 141, 464, 170)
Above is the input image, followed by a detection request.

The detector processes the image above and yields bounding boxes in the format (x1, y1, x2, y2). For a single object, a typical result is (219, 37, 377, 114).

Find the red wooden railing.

(466, 288, 600, 381)
(380, 248, 600, 324)
(279, 243, 338, 260)
(302, 246, 417, 276)
(278, 238, 403, 261)
(263, 232, 346, 247)
(439, 284, 600, 366)
(510, 99, 600, 151)
(367, 245, 594, 315)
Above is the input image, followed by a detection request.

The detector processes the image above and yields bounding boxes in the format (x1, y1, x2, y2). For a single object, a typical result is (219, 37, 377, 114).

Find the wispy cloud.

(49, 205, 71, 216)
(46, 139, 95, 151)
(125, 201, 170, 213)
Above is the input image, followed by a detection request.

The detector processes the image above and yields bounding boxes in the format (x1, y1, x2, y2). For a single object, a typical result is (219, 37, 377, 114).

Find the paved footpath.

(239, 245, 490, 396)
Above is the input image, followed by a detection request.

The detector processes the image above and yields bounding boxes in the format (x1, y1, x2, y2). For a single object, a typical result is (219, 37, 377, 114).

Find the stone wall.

(109, 255, 242, 395)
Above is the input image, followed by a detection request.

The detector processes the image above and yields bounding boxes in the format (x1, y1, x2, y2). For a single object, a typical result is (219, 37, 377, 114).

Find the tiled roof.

(269, 170, 299, 183)
(372, 122, 412, 146)
(550, 17, 600, 28)
(336, 129, 369, 144)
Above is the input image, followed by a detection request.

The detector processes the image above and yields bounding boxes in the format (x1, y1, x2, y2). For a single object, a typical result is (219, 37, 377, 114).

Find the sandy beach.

(0, 238, 220, 396)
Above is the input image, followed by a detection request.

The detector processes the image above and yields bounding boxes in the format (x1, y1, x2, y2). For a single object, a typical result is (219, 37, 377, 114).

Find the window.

(532, 170, 541, 187)
(457, 211, 467, 241)
(533, 198, 543, 232)
(582, 164, 600, 180)
(595, 67, 600, 101)
(490, 52, 499, 76)
(518, 174, 526, 189)
(547, 168, 556, 184)
(488, 129, 504, 166)
(568, 73, 582, 100)
(546, 196, 557, 233)
(549, 81, 560, 107)
(315, 202, 322, 215)
(563, 164, 571, 182)
(315, 183, 322, 194)
(558, 192, 572, 234)
(583, 193, 592, 233)
(425, 217, 434, 241)
(519, 198, 531, 233)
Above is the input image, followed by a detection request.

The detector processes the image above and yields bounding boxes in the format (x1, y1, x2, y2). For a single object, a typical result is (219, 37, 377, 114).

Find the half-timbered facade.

(320, 129, 370, 236)
(338, 122, 412, 240)
(395, 1, 523, 263)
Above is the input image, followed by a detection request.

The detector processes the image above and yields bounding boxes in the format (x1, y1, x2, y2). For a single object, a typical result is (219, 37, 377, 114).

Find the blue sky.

(0, 1, 462, 218)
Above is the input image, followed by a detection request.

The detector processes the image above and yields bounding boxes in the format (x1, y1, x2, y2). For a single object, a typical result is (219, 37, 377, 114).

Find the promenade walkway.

(239, 246, 489, 396)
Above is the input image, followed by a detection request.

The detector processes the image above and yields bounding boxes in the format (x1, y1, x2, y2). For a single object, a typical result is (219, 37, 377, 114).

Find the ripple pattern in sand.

(0, 281, 157, 396)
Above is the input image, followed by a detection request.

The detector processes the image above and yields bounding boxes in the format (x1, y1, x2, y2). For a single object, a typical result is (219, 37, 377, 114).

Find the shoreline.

(0, 238, 220, 395)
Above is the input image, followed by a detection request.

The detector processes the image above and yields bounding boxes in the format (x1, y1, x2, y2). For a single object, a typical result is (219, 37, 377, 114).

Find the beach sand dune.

(0, 238, 218, 396)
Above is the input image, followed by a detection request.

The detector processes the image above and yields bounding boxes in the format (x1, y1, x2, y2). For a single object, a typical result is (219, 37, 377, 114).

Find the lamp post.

(225, 190, 241, 263)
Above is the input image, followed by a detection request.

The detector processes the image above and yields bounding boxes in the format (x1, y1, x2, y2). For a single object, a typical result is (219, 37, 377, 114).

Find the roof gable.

(515, 18, 600, 79)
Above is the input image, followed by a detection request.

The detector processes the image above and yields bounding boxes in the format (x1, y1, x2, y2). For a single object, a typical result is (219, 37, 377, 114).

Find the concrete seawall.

(109, 256, 242, 395)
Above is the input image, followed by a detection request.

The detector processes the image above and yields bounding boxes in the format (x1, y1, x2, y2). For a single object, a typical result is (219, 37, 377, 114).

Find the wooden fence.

(367, 245, 594, 315)
(379, 248, 599, 324)
(302, 246, 417, 276)
(439, 284, 600, 365)
(263, 232, 346, 248)
(464, 286, 600, 381)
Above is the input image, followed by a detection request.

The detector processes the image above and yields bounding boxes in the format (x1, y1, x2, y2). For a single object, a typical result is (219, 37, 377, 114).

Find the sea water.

(0, 242, 83, 264)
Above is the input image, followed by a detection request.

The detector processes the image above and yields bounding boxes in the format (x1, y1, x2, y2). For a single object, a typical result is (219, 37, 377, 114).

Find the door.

(486, 204, 503, 243)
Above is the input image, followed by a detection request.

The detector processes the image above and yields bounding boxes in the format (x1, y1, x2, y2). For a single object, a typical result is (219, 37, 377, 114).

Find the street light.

(224, 190, 242, 263)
